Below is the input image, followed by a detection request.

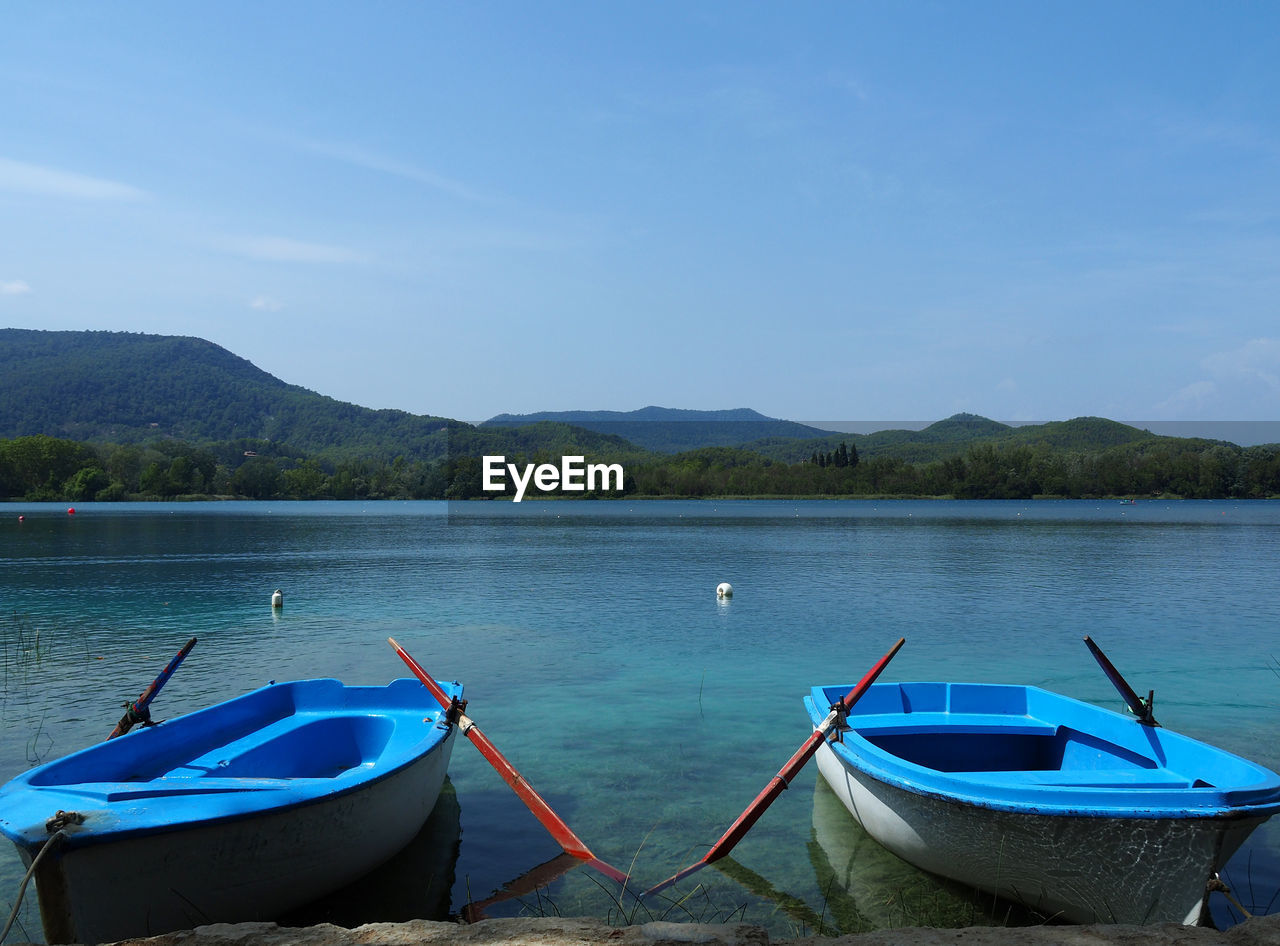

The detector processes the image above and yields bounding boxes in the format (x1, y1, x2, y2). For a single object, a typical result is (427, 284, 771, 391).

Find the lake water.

(2, 499, 1277, 938)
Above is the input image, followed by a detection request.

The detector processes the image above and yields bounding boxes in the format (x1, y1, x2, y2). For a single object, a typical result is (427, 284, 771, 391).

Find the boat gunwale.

(0, 677, 461, 849)
(805, 682, 1280, 820)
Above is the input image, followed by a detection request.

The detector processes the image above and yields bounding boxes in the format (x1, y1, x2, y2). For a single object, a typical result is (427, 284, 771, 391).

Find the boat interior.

(25, 680, 443, 788)
(813, 682, 1248, 792)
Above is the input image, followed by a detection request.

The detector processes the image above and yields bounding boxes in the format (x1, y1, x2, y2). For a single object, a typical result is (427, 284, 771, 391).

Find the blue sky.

(2, 2, 1278, 426)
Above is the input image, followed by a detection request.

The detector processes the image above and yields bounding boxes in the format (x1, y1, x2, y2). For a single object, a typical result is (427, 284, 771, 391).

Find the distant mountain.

(1003, 417, 1158, 451)
(0, 329, 1218, 470)
(851, 413, 1019, 462)
(745, 414, 1161, 464)
(482, 406, 835, 453)
(0, 329, 632, 461)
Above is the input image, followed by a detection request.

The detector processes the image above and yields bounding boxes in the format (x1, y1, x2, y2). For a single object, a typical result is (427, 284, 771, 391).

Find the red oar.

(107, 636, 198, 739)
(1083, 635, 1159, 726)
(388, 637, 629, 885)
(642, 636, 905, 899)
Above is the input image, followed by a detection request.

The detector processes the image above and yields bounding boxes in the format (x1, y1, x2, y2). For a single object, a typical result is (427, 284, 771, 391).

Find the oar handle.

(107, 636, 198, 740)
(387, 637, 454, 708)
(840, 636, 905, 711)
(145, 637, 198, 703)
(1083, 635, 1158, 726)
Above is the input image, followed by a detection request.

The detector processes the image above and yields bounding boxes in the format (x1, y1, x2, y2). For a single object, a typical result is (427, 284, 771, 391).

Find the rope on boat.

(0, 830, 67, 944)
(118, 700, 153, 728)
(44, 810, 84, 832)
(1207, 873, 1252, 920)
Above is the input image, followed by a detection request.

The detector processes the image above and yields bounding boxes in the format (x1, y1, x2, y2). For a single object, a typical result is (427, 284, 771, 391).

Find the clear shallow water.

(1, 499, 1277, 937)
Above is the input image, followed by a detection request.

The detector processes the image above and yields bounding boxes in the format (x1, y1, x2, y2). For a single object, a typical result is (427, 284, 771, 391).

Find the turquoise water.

(1, 500, 1278, 937)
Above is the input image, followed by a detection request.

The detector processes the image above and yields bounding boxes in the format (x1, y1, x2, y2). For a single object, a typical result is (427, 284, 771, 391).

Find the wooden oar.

(107, 636, 198, 739)
(1083, 635, 1159, 726)
(641, 637, 905, 899)
(387, 637, 629, 885)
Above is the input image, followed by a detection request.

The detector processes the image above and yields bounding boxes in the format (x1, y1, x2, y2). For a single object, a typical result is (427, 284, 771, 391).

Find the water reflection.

(806, 779, 1041, 931)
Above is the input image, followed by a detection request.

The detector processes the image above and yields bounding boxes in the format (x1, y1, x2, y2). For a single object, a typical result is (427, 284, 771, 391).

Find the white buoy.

(271, 589, 283, 609)
(716, 582, 733, 599)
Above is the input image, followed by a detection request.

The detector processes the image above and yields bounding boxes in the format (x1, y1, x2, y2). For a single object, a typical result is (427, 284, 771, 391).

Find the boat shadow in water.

(807, 779, 1048, 932)
(281, 777, 462, 927)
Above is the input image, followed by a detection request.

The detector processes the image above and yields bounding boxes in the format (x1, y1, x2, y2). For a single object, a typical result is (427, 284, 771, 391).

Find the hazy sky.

(2, 2, 1277, 424)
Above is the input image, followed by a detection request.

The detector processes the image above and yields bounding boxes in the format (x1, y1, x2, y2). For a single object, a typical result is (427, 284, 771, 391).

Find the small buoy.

(17, 515, 24, 522)
(716, 582, 733, 599)
(271, 589, 283, 609)
(67, 507, 76, 515)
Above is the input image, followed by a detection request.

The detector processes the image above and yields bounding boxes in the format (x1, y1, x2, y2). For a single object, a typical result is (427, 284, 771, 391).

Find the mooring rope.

(0, 829, 67, 944)
(1207, 873, 1252, 920)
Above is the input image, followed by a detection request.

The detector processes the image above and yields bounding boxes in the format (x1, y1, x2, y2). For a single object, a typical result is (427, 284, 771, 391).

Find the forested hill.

(0, 328, 631, 461)
(745, 414, 1163, 464)
(0, 329, 448, 456)
(3, 329, 1278, 501)
(482, 406, 833, 452)
(1, 326, 1265, 468)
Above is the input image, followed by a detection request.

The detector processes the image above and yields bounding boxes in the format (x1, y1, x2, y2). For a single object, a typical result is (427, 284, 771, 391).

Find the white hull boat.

(806, 681, 1280, 925)
(0, 677, 460, 944)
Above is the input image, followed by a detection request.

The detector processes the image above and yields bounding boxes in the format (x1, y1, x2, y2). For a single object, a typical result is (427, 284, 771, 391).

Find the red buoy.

(67, 507, 76, 515)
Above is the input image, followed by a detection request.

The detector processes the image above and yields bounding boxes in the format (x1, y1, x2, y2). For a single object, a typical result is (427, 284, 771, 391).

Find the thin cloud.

(249, 295, 284, 311)
(1204, 337, 1280, 393)
(625, 65, 809, 142)
(1156, 380, 1217, 414)
(290, 136, 489, 202)
(1, 280, 32, 295)
(218, 236, 370, 264)
(0, 156, 145, 201)
(1157, 338, 1280, 415)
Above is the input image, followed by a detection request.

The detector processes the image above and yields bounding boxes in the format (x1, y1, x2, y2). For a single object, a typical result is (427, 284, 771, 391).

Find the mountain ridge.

(0, 329, 1258, 465)
(0, 329, 633, 462)
(482, 406, 835, 453)
(3, 329, 1277, 501)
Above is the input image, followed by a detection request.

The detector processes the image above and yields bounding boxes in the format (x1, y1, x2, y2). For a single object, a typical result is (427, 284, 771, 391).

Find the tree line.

(810, 442, 858, 469)
(2, 434, 1278, 502)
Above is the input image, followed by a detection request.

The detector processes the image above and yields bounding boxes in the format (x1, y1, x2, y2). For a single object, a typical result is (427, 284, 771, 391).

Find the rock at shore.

(56, 913, 1280, 946)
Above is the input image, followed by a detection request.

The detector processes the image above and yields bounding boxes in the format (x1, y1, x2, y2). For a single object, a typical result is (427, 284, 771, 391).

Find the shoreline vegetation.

(2, 433, 1278, 503)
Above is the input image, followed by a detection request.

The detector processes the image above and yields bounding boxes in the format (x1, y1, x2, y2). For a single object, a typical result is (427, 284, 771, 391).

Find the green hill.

(2, 327, 1260, 485)
(1002, 416, 1158, 451)
(0, 329, 631, 462)
(744, 414, 1163, 465)
(482, 406, 834, 453)
(2, 329, 1277, 501)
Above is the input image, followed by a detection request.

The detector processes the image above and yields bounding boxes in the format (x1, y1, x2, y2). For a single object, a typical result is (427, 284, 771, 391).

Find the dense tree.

(281, 460, 330, 500)
(229, 458, 282, 500)
(2, 432, 1279, 503)
(0, 435, 100, 499)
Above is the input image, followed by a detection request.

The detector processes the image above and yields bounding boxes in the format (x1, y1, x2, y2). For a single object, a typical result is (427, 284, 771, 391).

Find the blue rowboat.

(805, 681, 1280, 925)
(0, 677, 460, 944)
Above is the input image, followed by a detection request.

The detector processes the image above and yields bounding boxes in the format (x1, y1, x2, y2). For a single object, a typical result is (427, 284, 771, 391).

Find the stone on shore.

(75, 913, 1280, 946)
